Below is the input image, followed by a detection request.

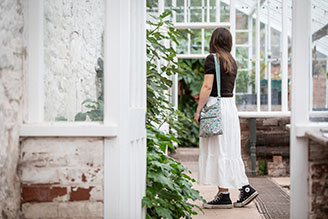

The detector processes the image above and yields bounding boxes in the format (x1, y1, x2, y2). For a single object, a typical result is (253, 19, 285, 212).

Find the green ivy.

(176, 59, 204, 148)
(144, 8, 205, 218)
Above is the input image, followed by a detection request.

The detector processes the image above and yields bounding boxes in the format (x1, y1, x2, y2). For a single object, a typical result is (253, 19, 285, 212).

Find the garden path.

(171, 148, 291, 219)
(171, 148, 262, 219)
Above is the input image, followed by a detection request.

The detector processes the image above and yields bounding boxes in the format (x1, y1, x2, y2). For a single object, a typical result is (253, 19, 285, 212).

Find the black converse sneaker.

(233, 185, 259, 208)
(203, 192, 233, 209)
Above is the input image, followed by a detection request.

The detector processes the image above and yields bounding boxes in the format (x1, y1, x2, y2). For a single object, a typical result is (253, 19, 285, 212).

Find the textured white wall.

(0, 0, 24, 218)
(43, 0, 105, 121)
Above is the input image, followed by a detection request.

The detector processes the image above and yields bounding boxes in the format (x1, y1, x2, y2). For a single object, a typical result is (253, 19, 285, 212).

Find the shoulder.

(205, 54, 215, 65)
(205, 54, 215, 68)
(204, 54, 215, 74)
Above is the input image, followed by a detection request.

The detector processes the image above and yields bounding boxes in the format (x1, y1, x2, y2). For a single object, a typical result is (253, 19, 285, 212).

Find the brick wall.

(239, 117, 290, 176)
(312, 75, 327, 109)
(18, 137, 104, 219)
(308, 139, 328, 219)
(0, 0, 25, 218)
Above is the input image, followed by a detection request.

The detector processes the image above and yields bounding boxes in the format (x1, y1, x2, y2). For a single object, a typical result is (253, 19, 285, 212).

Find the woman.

(194, 28, 258, 209)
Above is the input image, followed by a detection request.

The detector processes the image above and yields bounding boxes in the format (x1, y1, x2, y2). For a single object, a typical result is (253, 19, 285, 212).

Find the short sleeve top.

(204, 54, 238, 97)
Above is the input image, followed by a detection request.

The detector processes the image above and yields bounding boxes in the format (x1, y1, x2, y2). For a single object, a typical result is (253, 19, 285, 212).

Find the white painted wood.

(236, 29, 249, 33)
(216, 0, 221, 22)
(172, 0, 177, 22)
(238, 111, 290, 118)
(158, 0, 164, 13)
(177, 54, 208, 59)
(201, 0, 205, 55)
(104, 0, 146, 218)
(267, 0, 272, 111)
(173, 22, 230, 29)
(248, 15, 253, 94)
(295, 123, 328, 137)
(171, 0, 179, 110)
(184, 0, 187, 23)
(27, 0, 44, 122)
(20, 123, 118, 137)
(206, 0, 210, 22)
(230, 0, 236, 58)
(255, 0, 261, 112)
(235, 44, 250, 48)
(281, 0, 288, 112)
(104, 0, 121, 217)
(290, 0, 311, 218)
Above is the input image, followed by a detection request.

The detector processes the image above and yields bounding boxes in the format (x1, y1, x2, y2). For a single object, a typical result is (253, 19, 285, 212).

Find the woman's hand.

(194, 112, 200, 125)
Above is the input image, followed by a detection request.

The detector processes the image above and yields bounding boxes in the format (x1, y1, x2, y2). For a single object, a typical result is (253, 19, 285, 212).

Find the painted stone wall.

(308, 138, 328, 219)
(0, 0, 25, 218)
(18, 137, 104, 219)
(43, 0, 105, 121)
(240, 117, 290, 176)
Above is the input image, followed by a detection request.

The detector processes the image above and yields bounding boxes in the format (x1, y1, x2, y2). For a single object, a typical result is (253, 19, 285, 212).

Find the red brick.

(273, 155, 283, 164)
(311, 163, 328, 179)
(69, 186, 94, 201)
(22, 184, 67, 202)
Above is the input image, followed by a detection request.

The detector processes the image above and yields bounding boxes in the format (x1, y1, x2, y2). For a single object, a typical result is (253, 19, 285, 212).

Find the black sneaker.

(203, 192, 233, 209)
(233, 185, 259, 208)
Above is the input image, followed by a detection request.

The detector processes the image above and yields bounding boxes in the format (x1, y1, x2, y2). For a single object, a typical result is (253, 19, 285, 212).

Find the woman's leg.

(218, 187, 229, 193)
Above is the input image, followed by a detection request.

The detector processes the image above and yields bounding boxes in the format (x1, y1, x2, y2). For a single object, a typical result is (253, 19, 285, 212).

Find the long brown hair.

(209, 27, 234, 74)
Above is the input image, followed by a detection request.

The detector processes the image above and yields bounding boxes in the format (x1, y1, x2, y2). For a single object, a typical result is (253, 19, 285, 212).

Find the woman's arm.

(194, 74, 214, 124)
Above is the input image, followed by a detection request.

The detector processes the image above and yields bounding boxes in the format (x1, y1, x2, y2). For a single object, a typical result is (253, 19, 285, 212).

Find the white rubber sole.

(203, 203, 233, 209)
(233, 191, 259, 208)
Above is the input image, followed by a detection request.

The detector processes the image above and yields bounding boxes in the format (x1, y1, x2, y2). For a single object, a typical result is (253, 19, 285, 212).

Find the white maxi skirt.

(198, 96, 249, 189)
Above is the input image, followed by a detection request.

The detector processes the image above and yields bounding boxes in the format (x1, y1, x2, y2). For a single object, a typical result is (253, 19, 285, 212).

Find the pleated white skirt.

(198, 97, 249, 189)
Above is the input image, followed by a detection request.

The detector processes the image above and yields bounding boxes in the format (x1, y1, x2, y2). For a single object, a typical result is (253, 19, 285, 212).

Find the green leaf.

(74, 112, 86, 121)
(154, 206, 172, 219)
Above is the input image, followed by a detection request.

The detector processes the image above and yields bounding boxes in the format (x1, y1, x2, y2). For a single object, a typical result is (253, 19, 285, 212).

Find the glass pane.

(176, 0, 185, 22)
(236, 9, 248, 30)
(312, 1, 328, 115)
(204, 29, 213, 53)
(147, 0, 158, 13)
(236, 32, 248, 45)
(220, 2, 230, 22)
(235, 45, 257, 112)
(209, 0, 230, 23)
(44, 0, 105, 122)
(176, 29, 188, 54)
(191, 29, 202, 54)
(190, 0, 202, 22)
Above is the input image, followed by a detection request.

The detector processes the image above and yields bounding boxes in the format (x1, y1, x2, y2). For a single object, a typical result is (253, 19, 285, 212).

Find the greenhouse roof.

(226, 0, 328, 56)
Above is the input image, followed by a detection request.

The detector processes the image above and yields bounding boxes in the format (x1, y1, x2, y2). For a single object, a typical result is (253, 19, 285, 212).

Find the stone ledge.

(305, 131, 328, 147)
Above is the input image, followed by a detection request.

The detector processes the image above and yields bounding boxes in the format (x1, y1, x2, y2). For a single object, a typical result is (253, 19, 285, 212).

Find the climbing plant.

(143, 7, 204, 219)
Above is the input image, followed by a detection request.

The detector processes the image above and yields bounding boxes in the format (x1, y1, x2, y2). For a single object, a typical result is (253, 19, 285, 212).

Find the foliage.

(258, 160, 268, 176)
(144, 126, 203, 219)
(74, 99, 104, 121)
(144, 8, 205, 218)
(75, 58, 104, 122)
(176, 59, 204, 147)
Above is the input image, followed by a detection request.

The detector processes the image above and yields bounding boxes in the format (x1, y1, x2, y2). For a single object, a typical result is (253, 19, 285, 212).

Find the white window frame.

(290, 0, 328, 218)
(169, 0, 291, 116)
(21, 0, 118, 137)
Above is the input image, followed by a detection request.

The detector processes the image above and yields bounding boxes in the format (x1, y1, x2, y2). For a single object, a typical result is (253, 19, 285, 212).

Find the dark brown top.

(204, 54, 238, 97)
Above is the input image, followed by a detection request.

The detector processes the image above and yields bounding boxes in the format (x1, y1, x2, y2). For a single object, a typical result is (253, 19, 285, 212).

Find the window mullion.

(27, 0, 44, 123)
